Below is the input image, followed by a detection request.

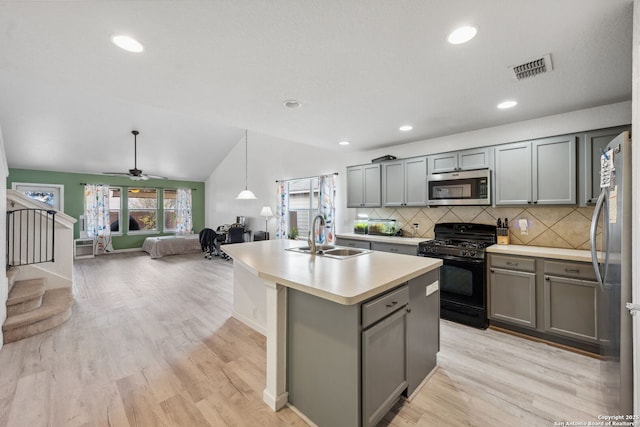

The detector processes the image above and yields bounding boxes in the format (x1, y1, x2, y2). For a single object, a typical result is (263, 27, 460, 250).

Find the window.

(127, 188, 158, 232)
(108, 187, 122, 234)
(12, 183, 64, 211)
(287, 177, 319, 239)
(163, 189, 177, 231)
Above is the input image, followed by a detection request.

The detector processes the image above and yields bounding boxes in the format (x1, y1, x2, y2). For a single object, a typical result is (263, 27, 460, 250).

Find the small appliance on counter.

(366, 218, 397, 236)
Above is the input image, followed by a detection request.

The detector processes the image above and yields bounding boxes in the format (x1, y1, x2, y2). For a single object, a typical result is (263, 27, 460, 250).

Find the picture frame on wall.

(12, 182, 64, 211)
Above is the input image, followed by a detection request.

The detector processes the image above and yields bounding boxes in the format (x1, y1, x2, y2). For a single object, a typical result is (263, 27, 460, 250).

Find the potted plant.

(289, 227, 299, 239)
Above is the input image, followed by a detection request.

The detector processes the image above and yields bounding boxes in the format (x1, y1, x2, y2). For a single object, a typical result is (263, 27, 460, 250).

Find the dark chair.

(253, 231, 269, 241)
(220, 226, 245, 259)
(199, 227, 221, 259)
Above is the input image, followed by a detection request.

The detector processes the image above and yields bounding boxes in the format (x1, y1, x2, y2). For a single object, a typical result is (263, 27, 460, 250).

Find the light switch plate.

(426, 281, 439, 297)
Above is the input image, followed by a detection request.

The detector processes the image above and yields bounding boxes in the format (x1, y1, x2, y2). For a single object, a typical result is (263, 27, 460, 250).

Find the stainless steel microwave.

(426, 169, 491, 206)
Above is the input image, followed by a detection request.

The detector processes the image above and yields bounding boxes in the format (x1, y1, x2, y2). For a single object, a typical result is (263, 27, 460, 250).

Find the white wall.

(205, 101, 631, 238)
(0, 124, 8, 349)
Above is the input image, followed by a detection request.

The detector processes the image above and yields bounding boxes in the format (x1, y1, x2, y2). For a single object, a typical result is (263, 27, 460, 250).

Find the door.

(382, 160, 405, 206)
(404, 157, 428, 206)
(458, 147, 491, 171)
(346, 166, 364, 208)
(429, 152, 458, 174)
(533, 135, 576, 204)
(489, 267, 536, 328)
(494, 142, 532, 205)
(362, 164, 382, 207)
(583, 126, 630, 204)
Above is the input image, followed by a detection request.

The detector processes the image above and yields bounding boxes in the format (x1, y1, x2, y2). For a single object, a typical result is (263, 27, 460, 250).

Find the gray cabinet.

(579, 125, 631, 205)
(347, 164, 382, 208)
(495, 135, 576, 205)
(429, 147, 491, 173)
(382, 156, 427, 207)
(489, 255, 537, 329)
(371, 241, 417, 256)
(543, 260, 599, 343)
(336, 237, 371, 250)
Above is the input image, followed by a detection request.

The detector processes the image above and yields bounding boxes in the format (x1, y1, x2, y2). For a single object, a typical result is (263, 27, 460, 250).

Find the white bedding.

(142, 235, 201, 259)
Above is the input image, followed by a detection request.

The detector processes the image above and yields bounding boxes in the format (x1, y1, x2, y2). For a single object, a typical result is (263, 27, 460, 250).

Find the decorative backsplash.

(355, 205, 599, 250)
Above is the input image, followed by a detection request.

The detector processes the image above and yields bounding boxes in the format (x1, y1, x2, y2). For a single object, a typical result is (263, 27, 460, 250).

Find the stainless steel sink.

(286, 245, 372, 259)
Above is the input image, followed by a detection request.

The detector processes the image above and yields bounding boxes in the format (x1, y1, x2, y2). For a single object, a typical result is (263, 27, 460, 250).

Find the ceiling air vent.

(510, 54, 553, 80)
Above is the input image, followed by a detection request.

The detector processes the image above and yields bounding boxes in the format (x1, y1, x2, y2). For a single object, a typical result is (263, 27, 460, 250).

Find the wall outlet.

(413, 223, 419, 229)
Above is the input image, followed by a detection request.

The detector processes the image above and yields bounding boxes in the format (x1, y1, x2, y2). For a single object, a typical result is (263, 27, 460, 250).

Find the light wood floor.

(0, 252, 610, 426)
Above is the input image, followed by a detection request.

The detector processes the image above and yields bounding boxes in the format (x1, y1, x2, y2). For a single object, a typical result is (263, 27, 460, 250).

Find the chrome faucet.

(308, 214, 326, 254)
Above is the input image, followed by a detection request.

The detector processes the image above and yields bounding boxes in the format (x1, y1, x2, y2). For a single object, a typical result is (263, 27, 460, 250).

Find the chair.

(220, 225, 245, 259)
(199, 227, 224, 259)
(253, 231, 269, 241)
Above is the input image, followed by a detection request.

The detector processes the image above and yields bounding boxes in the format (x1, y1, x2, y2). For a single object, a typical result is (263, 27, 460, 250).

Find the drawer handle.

(506, 261, 518, 266)
(386, 301, 398, 308)
(391, 248, 398, 252)
(565, 268, 580, 274)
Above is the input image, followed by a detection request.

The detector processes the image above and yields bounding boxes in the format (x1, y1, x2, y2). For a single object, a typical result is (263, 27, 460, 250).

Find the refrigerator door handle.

(626, 302, 640, 316)
(590, 188, 607, 292)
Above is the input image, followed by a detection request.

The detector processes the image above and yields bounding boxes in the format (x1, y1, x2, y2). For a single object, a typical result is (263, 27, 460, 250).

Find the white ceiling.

(0, 0, 633, 181)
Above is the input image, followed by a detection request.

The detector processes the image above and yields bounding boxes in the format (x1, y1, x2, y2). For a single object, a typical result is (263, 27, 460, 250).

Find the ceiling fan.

(103, 130, 167, 180)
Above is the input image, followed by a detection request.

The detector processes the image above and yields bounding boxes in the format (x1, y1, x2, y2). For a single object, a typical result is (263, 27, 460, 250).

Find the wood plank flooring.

(0, 252, 611, 426)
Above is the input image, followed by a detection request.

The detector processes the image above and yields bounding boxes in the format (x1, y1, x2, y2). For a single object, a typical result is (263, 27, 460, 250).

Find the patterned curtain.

(275, 181, 289, 239)
(175, 188, 193, 235)
(84, 184, 113, 254)
(318, 174, 336, 244)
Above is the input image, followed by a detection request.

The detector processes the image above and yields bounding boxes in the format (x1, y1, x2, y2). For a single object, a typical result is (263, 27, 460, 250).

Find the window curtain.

(318, 174, 336, 244)
(275, 181, 289, 239)
(175, 188, 193, 235)
(84, 184, 113, 254)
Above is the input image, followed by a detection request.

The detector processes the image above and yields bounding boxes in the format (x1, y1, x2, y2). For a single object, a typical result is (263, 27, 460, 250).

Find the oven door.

(433, 254, 486, 308)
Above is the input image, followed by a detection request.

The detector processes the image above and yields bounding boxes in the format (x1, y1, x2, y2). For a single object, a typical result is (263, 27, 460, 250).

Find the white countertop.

(221, 239, 442, 305)
(336, 232, 429, 246)
(487, 244, 600, 263)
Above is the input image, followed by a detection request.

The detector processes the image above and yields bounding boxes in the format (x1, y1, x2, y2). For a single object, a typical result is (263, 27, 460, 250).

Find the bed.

(142, 235, 202, 259)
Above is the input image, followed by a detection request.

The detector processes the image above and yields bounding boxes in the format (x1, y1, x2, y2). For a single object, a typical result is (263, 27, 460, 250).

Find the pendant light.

(236, 129, 257, 200)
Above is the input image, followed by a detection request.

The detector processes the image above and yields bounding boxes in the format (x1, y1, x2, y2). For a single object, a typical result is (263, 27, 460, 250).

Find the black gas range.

(418, 223, 496, 329)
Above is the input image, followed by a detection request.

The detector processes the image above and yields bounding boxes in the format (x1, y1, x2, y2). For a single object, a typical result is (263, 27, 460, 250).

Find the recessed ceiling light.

(399, 125, 413, 132)
(283, 100, 302, 109)
(111, 35, 144, 53)
(447, 26, 477, 45)
(497, 100, 518, 109)
(338, 141, 350, 146)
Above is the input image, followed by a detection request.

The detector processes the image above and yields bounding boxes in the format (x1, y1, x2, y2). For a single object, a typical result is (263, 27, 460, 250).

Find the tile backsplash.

(356, 205, 599, 250)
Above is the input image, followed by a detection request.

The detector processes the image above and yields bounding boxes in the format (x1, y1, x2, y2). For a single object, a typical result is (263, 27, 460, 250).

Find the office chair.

(220, 225, 245, 259)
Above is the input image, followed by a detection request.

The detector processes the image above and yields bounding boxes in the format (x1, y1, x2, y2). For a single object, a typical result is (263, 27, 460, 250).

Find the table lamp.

(260, 206, 273, 233)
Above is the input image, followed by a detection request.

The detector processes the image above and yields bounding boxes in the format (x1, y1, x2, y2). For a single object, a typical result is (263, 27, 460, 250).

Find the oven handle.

(419, 253, 485, 264)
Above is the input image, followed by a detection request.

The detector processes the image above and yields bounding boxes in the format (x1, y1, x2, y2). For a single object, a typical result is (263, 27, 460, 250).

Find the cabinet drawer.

(362, 285, 409, 328)
(490, 255, 535, 272)
(336, 238, 371, 250)
(371, 242, 417, 256)
(543, 261, 596, 281)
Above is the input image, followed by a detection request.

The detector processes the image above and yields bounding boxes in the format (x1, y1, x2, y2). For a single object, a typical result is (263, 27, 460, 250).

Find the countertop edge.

(486, 244, 601, 263)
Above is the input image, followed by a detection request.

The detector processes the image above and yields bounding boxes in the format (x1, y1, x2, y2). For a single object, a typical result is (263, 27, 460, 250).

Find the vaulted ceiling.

(0, 0, 632, 181)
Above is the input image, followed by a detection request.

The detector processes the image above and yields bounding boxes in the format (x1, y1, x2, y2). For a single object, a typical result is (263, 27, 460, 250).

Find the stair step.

(3, 288, 73, 343)
(7, 267, 19, 294)
(7, 278, 45, 306)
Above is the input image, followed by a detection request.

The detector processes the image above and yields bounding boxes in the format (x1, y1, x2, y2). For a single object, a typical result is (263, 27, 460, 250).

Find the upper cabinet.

(428, 147, 492, 174)
(495, 135, 576, 205)
(579, 125, 631, 205)
(382, 157, 428, 207)
(347, 164, 382, 208)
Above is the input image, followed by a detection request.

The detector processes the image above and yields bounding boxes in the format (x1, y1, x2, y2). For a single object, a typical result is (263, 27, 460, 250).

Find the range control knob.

(469, 250, 477, 258)
(460, 249, 469, 257)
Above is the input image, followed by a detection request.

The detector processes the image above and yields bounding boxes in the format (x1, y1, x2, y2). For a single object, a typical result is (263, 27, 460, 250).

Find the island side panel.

(406, 269, 440, 397)
(232, 262, 267, 334)
(287, 288, 361, 427)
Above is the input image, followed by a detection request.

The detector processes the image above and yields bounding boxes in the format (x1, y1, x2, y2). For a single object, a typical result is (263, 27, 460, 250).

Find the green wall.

(8, 168, 205, 250)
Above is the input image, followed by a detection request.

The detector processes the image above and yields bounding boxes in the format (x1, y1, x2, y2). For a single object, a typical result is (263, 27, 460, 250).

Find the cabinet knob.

(490, 269, 495, 273)
(386, 301, 398, 308)
(506, 261, 518, 266)
(565, 268, 580, 274)
(545, 276, 550, 280)
(533, 201, 538, 204)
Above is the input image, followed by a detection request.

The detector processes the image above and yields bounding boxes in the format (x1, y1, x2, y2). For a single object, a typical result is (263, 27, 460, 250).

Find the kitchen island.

(221, 239, 442, 427)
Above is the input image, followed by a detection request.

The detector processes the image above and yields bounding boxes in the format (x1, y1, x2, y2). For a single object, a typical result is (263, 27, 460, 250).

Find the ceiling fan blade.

(102, 172, 133, 176)
(142, 174, 169, 180)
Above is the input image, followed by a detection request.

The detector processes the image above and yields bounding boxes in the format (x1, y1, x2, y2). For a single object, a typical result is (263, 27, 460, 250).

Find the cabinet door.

(489, 267, 537, 328)
(544, 275, 598, 343)
(346, 166, 364, 208)
(533, 135, 576, 204)
(362, 164, 382, 207)
(582, 126, 630, 204)
(458, 147, 491, 170)
(382, 160, 405, 207)
(404, 156, 428, 206)
(494, 142, 532, 205)
(428, 152, 458, 174)
(362, 308, 408, 427)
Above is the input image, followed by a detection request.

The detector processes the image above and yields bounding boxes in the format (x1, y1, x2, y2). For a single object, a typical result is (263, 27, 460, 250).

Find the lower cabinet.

(489, 256, 537, 329)
(488, 254, 601, 352)
(371, 241, 417, 256)
(336, 237, 371, 250)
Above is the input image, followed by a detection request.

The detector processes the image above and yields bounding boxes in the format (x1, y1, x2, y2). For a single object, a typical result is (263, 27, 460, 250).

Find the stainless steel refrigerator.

(590, 131, 633, 415)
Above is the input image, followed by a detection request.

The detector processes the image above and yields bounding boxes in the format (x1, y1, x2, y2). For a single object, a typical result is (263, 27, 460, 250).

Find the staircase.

(3, 270, 73, 343)
(2, 190, 77, 345)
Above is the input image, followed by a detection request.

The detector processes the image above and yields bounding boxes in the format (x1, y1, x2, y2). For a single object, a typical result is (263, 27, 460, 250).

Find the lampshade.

(260, 206, 273, 217)
(236, 129, 257, 200)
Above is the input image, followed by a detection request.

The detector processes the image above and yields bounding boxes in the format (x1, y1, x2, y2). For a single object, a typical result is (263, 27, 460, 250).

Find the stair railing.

(6, 208, 56, 268)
